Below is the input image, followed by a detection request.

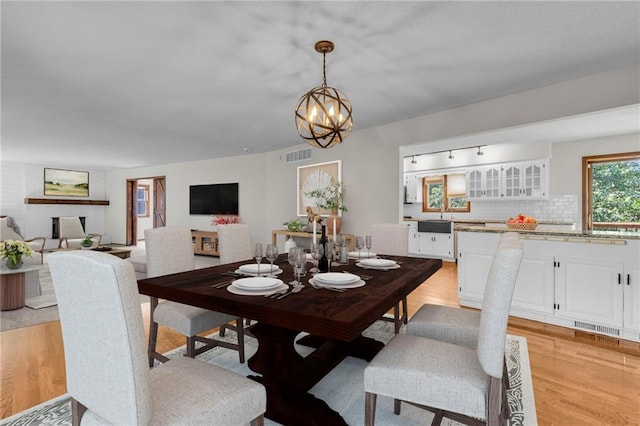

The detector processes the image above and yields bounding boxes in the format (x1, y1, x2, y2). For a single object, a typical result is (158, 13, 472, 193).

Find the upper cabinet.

(467, 159, 548, 201)
(404, 173, 422, 203)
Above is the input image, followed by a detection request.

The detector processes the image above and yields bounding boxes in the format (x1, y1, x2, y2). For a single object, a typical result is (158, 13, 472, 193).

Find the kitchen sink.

(418, 220, 452, 233)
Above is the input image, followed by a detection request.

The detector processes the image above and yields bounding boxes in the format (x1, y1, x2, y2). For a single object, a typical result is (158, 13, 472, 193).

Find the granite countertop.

(455, 224, 640, 241)
(403, 217, 573, 226)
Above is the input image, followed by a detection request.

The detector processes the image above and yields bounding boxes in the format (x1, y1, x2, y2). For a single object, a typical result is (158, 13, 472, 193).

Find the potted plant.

(283, 218, 305, 232)
(0, 239, 34, 269)
(305, 179, 347, 234)
(81, 236, 94, 248)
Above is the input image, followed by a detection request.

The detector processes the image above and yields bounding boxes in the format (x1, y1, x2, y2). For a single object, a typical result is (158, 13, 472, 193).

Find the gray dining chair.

(406, 232, 520, 384)
(48, 250, 265, 426)
(216, 223, 254, 335)
(370, 223, 409, 333)
(145, 226, 245, 366)
(364, 233, 523, 425)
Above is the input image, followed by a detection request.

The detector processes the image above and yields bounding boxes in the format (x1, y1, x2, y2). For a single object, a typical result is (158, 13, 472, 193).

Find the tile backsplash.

(404, 195, 578, 224)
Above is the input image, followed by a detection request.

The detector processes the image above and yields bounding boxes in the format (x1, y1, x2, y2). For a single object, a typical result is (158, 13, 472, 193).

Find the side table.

(0, 264, 42, 310)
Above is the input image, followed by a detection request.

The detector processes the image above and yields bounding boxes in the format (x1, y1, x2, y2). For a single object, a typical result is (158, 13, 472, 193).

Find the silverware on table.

(211, 281, 232, 288)
(276, 285, 304, 299)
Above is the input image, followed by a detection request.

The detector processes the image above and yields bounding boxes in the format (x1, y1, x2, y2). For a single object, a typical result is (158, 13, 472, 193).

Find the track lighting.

(411, 156, 417, 164)
(477, 146, 484, 156)
(448, 150, 454, 160)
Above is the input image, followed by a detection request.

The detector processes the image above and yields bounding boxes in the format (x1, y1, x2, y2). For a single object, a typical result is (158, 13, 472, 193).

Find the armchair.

(57, 216, 101, 249)
(0, 216, 46, 264)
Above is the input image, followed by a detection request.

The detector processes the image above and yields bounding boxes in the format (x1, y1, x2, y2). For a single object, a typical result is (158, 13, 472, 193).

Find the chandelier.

(295, 40, 353, 149)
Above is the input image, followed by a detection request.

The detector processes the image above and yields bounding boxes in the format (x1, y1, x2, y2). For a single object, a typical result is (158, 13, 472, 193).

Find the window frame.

(137, 184, 150, 218)
(582, 151, 640, 231)
(421, 174, 471, 213)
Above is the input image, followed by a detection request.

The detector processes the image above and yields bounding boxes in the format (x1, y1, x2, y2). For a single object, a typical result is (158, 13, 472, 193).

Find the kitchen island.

(455, 226, 640, 342)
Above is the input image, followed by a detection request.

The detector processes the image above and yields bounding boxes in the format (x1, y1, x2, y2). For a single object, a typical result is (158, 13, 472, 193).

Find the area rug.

(0, 321, 537, 425)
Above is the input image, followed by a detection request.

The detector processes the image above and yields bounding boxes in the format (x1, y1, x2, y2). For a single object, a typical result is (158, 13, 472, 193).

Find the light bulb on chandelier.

(295, 40, 353, 149)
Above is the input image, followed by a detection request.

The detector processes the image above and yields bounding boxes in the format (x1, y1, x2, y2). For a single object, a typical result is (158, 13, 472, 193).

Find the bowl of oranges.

(506, 214, 538, 230)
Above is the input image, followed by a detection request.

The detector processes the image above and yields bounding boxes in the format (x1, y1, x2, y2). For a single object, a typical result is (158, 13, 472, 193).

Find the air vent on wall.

(285, 147, 313, 164)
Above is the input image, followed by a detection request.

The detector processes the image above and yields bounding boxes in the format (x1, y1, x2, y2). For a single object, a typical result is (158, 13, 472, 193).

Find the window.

(422, 174, 470, 213)
(137, 185, 150, 217)
(583, 151, 640, 232)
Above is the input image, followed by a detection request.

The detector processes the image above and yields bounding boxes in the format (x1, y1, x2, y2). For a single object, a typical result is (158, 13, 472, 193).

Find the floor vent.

(574, 321, 620, 336)
(285, 147, 312, 164)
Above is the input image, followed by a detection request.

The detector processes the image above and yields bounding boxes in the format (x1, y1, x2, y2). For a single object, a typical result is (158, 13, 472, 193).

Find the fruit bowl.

(506, 222, 537, 230)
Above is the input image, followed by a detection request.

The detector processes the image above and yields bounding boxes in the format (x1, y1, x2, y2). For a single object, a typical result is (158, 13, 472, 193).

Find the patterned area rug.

(0, 321, 537, 425)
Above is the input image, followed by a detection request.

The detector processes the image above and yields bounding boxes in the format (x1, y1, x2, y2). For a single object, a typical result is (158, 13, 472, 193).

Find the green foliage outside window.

(592, 160, 640, 224)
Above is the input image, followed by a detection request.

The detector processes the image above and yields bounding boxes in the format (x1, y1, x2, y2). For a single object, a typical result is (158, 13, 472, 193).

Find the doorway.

(126, 176, 166, 246)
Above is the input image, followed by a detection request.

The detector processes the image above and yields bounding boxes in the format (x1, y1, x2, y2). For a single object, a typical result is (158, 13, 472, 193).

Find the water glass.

(294, 248, 307, 285)
(365, 235, 372, 258)
(254, 243, 264, 276)
(325, 241, 334, 272)
(311, 242, 323, 273)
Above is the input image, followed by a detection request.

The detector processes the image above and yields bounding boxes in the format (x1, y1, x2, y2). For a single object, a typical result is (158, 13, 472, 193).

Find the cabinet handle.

(618, 273, 622, 285)
(628, 274, 631, 286)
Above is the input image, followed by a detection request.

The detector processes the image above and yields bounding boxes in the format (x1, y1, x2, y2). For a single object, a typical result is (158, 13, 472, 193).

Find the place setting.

(356, 257, 401, 270)
(308, 271, 365, 291)
(226, 276, 289, 296)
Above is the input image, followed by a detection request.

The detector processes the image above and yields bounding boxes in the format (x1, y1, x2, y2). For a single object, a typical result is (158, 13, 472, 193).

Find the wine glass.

(294, 248, 307, 285)
(288, 247, 302, 284)
(355, 236, 364, 259)
(365, 235, 372, 258)
(265, 244, 278, 275)
(254, 243, 263, 276)
(311, 242, 323, 273)
(325, 241, 334, 272)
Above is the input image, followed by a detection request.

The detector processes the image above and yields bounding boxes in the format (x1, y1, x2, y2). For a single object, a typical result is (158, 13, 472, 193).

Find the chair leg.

(71, 398, 87, 426)
(148, 298, 159, 367)
(487, 376, 503, 426)
(394, 303, 401, 334)
(365, 392, 377, 426)
(186, 336, 197, 358)
(250, 415, 264, 426)
(219, 324, 227, 337)
(394, 399, 401, 415)
(236, 317, 245, 363)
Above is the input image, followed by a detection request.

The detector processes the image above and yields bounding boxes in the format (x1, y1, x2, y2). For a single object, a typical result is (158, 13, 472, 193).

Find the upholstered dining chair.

(145, 226, 245, 367)
(363, 233, 523, 425)
(48, 250, 265, 426)
(0, 216, 46, 264)
(370, 223, 410, 334)
(216, 223, 254, 336)
(406, 232, 522, 349)
(217, 223, 253, 265)
(57, 216, 102, 249)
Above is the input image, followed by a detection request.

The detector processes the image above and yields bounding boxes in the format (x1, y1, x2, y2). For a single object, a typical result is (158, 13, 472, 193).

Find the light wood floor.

(1, 262, 640, 424)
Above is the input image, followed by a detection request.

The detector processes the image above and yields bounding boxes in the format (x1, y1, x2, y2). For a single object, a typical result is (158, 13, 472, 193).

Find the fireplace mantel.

(24, 198, 109, 206)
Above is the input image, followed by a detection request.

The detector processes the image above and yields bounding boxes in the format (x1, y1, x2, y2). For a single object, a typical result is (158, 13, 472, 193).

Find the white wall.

(0, 162, 107, 249)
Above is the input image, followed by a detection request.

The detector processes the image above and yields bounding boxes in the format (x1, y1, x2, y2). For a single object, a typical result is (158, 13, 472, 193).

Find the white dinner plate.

(232, 277, 283, 291)
(309, 278, 366, 289)
(360, 258, 397, 268)
(239, 263, 278, 274)
(348, 251, 376, 259)
(356, 262, 401, 271)
(314, 272, 360, 286)
(227, 282, 288, 296)
(235, 268, 283, 277)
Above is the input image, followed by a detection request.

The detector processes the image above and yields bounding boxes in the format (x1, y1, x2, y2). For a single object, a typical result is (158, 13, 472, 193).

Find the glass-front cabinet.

(466, 165, 501, 200)
(467, 159, 548, 201)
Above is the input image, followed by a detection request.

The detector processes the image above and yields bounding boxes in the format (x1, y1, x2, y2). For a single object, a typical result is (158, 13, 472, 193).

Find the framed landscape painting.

(44, 168, 89, 197)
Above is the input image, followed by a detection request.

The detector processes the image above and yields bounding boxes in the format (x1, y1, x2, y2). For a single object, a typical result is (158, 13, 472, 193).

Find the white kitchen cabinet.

(404, 174, 422, 203)
(466, 165, 501, 200)
(408, 229, 453, 260)
(457, 231, 640, 342)
(623, 263, 640, 334)
(406, 222, 420, 254)
(501, 160, 547, 199)
(554, 257, 624, 328)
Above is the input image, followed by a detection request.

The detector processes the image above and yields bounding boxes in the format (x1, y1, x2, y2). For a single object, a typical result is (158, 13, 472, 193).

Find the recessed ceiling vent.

(285, 147, 313, 164)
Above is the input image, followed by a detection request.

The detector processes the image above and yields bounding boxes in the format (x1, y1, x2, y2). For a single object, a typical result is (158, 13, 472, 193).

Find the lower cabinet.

(408, 229, 454, 260)
(457, 231, 640, 342)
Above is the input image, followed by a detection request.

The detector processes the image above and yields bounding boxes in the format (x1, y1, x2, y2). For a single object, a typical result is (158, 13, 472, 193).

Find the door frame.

(126, 176, 166, 246)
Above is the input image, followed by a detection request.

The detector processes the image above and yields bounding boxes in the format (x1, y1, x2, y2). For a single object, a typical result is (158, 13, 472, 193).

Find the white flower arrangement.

(0, 239, 34, 266)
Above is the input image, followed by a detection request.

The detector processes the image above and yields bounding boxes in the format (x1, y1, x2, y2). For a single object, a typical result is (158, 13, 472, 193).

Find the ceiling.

(2, 1, 639, 170)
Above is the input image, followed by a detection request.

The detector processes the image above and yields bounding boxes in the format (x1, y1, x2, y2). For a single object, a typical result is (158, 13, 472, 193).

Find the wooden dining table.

(137, 254, 442, 425)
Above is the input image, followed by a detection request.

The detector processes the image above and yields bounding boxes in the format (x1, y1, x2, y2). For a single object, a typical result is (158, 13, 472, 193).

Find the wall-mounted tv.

(189, 183, 239, 215)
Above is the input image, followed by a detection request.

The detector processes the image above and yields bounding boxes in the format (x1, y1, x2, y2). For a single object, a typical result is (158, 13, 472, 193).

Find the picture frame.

(44, 168, 89, 197)
(297, 160, 341, 216)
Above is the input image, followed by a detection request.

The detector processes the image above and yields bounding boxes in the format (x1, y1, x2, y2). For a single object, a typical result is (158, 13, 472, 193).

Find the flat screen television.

(189, 183, 239, 215)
